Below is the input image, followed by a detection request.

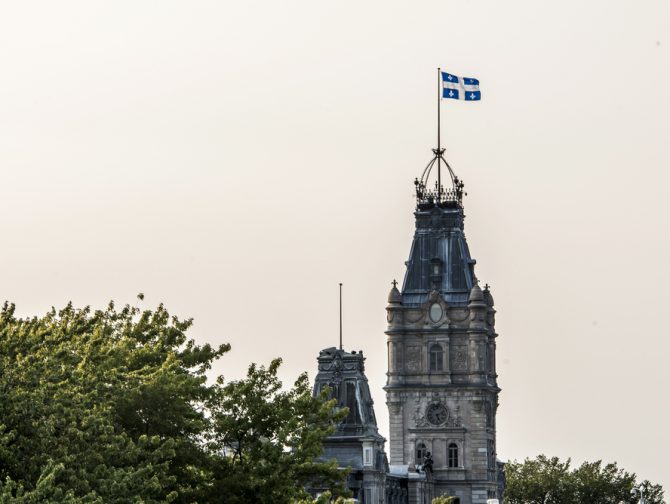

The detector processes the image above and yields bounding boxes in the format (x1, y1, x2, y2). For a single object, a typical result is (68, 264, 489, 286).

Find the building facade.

(384, 153, 502, 504)
(313, 151, 503, 504)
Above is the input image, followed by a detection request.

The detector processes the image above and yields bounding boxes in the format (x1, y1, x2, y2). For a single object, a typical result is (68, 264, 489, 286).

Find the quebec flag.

(441, 71, 481, 101)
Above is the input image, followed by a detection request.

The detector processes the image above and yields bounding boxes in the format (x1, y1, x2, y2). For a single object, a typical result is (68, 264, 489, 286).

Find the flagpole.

(437, 67, 441, 196)
(339, 282, 343, 351)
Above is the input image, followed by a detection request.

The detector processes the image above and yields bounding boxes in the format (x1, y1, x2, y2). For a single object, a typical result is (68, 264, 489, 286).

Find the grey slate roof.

(313, 347, 384, 441)
(401, 203, 476, 306)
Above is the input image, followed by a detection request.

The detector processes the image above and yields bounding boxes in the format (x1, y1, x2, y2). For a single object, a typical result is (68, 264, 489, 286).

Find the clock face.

(426, 403, 448, 425)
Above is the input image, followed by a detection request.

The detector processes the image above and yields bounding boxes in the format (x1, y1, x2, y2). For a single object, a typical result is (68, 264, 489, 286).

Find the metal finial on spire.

(414, 150, 466, 210)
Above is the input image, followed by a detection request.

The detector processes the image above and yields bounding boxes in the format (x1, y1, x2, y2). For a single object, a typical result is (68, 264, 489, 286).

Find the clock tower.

(384, 149, 502, 504)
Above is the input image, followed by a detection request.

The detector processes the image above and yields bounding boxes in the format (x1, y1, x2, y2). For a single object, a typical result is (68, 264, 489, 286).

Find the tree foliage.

(293, 491, 354, 504)
(0, 300, 346, 503)
(207, 358, 348, 503)
(504, 455, 665, 504)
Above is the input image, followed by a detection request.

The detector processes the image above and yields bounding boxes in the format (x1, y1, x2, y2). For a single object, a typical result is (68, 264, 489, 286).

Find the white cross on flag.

(441, 71, 481, 101)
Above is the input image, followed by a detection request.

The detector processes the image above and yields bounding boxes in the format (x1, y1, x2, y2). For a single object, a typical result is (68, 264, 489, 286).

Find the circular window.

(429, 303, 443, 322)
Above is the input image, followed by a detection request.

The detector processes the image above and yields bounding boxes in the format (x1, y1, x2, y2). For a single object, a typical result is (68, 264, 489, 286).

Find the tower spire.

(414, 69, 464, 210)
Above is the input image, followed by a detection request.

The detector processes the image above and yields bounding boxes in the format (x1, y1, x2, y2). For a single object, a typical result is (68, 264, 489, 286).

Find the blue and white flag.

(441, 71, 481, 101)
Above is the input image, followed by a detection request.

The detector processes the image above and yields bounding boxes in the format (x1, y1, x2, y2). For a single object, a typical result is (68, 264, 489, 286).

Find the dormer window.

(430, 258, 443, 290)
(363, 446, 373, 466)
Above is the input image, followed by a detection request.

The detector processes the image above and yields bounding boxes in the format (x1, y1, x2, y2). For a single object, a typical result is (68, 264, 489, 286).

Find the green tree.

(293, 491, 355, 504)
(432, 495, 456, 504)
(504, 456, 574, 504)
(0, 300, 214, 503)
(207, 358, 349, 503)
(0, 299, 346, 503)
(504, 455, 665, 504)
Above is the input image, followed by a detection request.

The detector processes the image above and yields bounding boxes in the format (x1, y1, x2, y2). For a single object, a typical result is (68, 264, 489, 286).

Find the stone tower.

(384, 150, 501, 504)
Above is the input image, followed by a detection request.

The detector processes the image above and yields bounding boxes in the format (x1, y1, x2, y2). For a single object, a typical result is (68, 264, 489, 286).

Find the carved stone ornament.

(469, 307, 486, 323)
(388, 402, 401, 415)
(446, 405, 462, 428)
(449, 308, 469, 322)
(406, 309, 425, 324)
(406, 346, 421, 372)
(331, 353, 343, 383)
(452, 346, 467, 371)
(477, 342, 487, 371)
(413, 400, 428, 428)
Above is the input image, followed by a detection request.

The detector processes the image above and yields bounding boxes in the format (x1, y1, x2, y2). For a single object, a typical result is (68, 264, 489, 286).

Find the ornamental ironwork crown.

(414, 148, 466, 210)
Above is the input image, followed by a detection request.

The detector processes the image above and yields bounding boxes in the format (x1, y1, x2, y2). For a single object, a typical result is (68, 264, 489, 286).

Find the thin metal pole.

(437, 67, 441, 195)
(339, 283, 343, 350)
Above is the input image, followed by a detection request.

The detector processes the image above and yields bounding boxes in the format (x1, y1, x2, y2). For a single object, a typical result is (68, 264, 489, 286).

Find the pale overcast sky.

(1, 0, 669, 492)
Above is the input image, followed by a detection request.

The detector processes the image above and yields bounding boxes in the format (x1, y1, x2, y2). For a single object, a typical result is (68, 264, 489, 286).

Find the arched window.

(448, 443, 459, 468)
(429, 344, 444, 372)
(416, 442, 428, 464)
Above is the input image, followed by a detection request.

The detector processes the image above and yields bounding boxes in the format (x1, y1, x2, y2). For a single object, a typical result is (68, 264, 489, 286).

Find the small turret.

(388, 280, 402, 305)
(483, 283, 495, 307)
(468, 283, 488, 330)
(468, 283, 485, 303)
